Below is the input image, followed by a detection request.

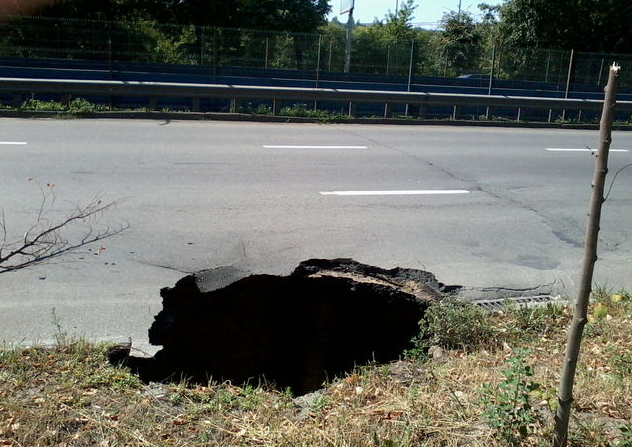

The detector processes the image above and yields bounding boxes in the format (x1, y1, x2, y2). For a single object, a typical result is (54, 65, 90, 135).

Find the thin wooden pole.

(562, 49, 575, 121)
(405, 40, 414, 116)
(552, 63, 621, 447)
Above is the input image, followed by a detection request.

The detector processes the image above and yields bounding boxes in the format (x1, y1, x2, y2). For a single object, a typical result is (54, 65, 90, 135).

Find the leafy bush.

(67, 98, 106, 114)
(405, 299, 499, 362)
(480, 349, 543, 445)
(20, 99, 66, 111)
(280, 103, 349, 122)
(425, 299, 498, 351)
(19, 98, 107, 115)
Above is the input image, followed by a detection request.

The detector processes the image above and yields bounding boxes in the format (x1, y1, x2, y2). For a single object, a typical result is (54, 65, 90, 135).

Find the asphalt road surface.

(1, 119, 631, 349)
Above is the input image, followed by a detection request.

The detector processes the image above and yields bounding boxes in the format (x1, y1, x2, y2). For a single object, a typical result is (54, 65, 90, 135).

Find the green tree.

(496, 0, 632, 53)
(28, 0, 330, 33)
(240, 0, 330, 33)
(436, 10, 483, 76)
(350, 0, 430, 75)
(317, 20, 347, 72)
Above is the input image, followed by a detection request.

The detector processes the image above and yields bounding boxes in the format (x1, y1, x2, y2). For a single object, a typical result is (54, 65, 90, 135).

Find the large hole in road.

(114, 258, 459, 395)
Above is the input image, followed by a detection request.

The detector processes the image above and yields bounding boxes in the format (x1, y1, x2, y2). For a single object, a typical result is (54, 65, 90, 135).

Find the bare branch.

(0, 185, 128, 274)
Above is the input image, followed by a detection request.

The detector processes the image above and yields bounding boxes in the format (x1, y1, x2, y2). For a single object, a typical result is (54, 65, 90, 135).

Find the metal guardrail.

(3, 77, 632, 120)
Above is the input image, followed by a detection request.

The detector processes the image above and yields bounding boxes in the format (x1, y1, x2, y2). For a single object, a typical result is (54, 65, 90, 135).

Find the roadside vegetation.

(1, 288, 630, 446)
(4, 98, 631, 126)
(0, 98, 110, 117)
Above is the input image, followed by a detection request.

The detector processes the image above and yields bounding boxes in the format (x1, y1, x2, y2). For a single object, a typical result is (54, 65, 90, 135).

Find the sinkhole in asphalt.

(111, 258, 460, 395)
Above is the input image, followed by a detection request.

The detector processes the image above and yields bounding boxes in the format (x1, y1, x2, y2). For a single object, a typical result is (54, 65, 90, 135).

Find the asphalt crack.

(344, 131, 586, 250)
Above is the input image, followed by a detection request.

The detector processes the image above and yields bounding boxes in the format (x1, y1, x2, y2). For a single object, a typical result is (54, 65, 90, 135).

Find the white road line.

(0, 142, 27, 145)
(263, 145, 368, 149)
(320, 190, 470, 196)
(546, 148, 629, 152)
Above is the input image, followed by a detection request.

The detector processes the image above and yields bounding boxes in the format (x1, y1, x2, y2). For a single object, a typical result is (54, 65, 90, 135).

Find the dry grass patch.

(1, 292, 631, 446)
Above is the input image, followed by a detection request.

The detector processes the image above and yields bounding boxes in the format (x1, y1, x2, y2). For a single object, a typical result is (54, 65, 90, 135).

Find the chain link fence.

(1, 16, 631, 89)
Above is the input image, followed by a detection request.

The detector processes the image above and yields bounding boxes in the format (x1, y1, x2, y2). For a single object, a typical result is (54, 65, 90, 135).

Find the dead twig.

(0, 181, 128, 273)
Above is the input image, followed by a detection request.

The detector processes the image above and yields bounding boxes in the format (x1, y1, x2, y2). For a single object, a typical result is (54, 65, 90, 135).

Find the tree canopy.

(34, 0, 331, 33)
(438, 10, 482, 73)
(495, 0, 632, 53)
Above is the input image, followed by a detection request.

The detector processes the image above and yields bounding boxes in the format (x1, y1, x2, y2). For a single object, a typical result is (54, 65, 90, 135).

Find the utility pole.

(458, 0, 462, 15)
(344, 6, 354, 73)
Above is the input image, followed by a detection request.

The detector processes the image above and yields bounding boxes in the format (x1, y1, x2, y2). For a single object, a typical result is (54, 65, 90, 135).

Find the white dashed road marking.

(263, 145, 367, 149)
(0, 142, 27, 145)
(320, 190, 470, 196)
(546, 148, 629, 152)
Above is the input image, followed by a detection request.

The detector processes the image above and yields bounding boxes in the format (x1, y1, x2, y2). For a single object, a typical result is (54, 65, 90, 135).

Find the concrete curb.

(1, 110, 631, 130)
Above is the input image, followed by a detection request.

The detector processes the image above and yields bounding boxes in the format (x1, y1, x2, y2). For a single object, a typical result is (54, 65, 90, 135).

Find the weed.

(309, 394, 330, 413)
(280, 103, 349, 122)
(0, 346, 20, 364)
(371, 427, 413, 447)
(50, 307, 67, 345)
(421, 299, 499, 352)
(238, 384, 262, 410)
(240, 102, 272, 115)
(480, 349, 543, 445)
(66, 97, 106, 114)
(509, 303, 567, 337)
(569, 417, 615, 447)
(591, 283, 614, 303)
(610, 350, 632, 378)
(18, 97, 107, 115)
(403, 325, 430, 362)
(81, 367, 141, 390)
(392, 114, 415, 120)
(617, 424, 632, 447)
(20, 98, 66, 111)
(211, 387, 239, 412)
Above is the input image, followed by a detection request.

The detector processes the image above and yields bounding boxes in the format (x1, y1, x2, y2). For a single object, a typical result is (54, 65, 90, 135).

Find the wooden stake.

(552, 63, 621, 447)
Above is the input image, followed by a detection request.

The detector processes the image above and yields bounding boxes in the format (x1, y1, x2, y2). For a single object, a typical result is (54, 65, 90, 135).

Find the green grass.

(18, 98, 109, 115)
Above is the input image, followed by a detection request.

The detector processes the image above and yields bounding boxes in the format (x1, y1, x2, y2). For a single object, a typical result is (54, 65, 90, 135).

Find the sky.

(330, 0, 491, 28)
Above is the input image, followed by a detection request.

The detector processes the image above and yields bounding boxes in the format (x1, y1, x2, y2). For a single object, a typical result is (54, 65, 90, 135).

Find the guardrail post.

(517, 107, 522, 121)
(452, 105, 461, 120)
(192, 97, 201, 112)
(384, 103, 392, 118)
(12, 93, 22, 108)
(273, 99, 282, 115)
(231, 98, 242, 113)
(485, 106, 493, 120)
(348, 101, 356, 118)
(418, 103, 427, 120)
